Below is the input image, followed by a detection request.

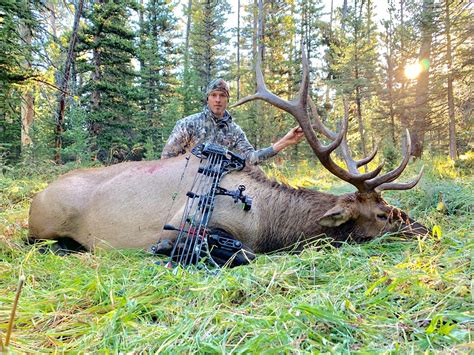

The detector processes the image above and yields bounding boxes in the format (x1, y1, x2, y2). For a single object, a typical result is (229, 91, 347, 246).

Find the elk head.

(232, 48, 428, 240)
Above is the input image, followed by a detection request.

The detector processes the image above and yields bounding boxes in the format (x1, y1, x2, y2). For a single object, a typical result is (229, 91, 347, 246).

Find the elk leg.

(27, 236, 87, 255)
(148, 239, 174, 256)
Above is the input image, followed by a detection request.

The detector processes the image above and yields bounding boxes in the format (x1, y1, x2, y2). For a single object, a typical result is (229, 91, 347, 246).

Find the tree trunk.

(90, 10, 102, 139)
(354, 0, 368, 169)
(386, 11, 396, 144)
(184, 0, 192, 74)
(411, 0, 434, 158)
(445, 0, 457, 160)
(398, 0, 410, 151)
(19, 14, 33, 149)
(355, 85, 368, 168)
(325, 0, 334, 113)
(55, 0, 84, 163)
(248, 0, 259, 147)
(237, 0, 241, 100)
(205, 0, 212, 86)
(183, 0, 193, 114)
(138, 0, 145, 71)
(258, 0, 265, 61)
(252, 0, 257, 64)
(341, 0, 348, 31)
(257, 0, 265, 147)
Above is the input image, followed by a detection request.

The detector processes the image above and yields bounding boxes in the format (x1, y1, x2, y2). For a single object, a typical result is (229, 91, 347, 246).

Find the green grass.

(0, 158, 472, 353)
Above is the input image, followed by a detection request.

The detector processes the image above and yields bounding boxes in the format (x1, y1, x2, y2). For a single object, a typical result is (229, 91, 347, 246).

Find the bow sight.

(150, 143, 254, 268)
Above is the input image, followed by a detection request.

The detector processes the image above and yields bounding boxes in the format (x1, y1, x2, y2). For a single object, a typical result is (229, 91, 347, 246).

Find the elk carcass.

(28, 51, 427, 256)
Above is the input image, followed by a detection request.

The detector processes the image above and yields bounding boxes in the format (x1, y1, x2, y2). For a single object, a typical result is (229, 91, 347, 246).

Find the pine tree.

(186, 0, 232, 114)
(0, 0, 39, 163)
(76, 0, 140, 163)
(329, 0, 380, 159)
(233, 0, 304, 157)
(137, 0, 179, 157)
(410, 0, 435, 158)
(424, 0, 471, 157)
(54, 0, 84, 164)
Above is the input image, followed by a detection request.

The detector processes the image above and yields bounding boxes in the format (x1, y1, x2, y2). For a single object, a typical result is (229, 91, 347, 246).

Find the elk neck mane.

(242, 165, 341, 252)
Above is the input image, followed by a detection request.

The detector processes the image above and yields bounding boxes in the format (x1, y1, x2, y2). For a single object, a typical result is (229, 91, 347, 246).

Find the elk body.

(28, 49, 427, 253)
(28, 154, 426, 253)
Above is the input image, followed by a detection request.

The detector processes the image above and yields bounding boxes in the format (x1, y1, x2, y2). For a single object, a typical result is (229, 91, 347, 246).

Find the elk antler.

(308, 96, 379, 174)
(308, 97, 423, 192)
(232, 48, 423, 193)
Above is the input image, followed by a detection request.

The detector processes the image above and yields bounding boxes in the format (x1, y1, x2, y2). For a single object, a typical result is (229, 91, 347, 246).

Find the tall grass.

(1, 157, 472, 352)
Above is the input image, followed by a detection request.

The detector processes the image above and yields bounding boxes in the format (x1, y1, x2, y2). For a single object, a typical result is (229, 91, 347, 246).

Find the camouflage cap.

(206, 78, 230, 98)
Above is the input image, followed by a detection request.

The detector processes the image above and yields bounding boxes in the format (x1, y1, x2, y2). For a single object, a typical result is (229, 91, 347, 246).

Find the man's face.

(207, 90, 228, 118)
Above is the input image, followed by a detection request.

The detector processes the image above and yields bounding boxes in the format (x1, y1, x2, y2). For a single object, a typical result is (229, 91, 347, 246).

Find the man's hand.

(272, 126, 305, 153)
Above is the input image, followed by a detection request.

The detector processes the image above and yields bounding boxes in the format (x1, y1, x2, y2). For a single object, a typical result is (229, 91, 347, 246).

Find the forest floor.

(0, 157, 472, 353)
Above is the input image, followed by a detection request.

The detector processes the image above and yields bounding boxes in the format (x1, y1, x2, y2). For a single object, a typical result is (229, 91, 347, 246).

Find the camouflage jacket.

(161, 106, 277, 165)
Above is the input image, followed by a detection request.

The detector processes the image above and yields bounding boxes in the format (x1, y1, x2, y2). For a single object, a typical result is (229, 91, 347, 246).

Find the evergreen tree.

(76, 0, 140, 163)
(234, 0, 309, 159)
(185, 0, 232, 115)
(0, 0, 38, 163)
(410, 0, 435, 158)
(137, 0, 179, 156)
(328, 0, 380, 159)
(423, 0, 471, 157)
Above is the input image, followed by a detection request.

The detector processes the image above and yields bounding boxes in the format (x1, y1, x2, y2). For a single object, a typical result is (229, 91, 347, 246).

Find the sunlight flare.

(404, 61, 423, 79)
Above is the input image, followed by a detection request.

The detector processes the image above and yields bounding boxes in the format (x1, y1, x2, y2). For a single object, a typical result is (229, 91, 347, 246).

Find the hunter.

(161, 78, 305, 164)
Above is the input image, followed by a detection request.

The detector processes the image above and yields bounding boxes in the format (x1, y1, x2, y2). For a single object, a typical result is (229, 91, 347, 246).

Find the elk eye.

(377, 213, 388, 221)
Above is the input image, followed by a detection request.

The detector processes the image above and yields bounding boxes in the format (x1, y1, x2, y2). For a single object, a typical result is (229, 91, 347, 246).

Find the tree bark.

(411, 0, 434, 158)
(205, 0, 212, 86)
(55, 0, 84, 163)
(385, 17, 396, 144)
(89, 3, 104, 147)
(182, 0, 193, 114)
(138, 0, 145, 71)
(184, 0, 192, 74)
(354, 0, 368, 168)
(252, 0, 257, 64)
(19, 12, 34, 148)
(325, 0, 334, 113)
(341, 0, 348, 31)
(237, 0, 241, 100)
(249, 0, 259, 147)
(445, 0, 457, 160)
(257, 0, 265, 147)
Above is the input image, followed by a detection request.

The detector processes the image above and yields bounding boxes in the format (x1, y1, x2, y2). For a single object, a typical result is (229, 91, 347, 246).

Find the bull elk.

(28, 51, 427, 257)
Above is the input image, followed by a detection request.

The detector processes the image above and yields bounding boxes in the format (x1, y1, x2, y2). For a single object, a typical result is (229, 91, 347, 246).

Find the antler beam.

(232, 47, 423, 193)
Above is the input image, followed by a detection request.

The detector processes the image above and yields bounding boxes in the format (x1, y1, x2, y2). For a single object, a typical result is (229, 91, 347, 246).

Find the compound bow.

(150, 143, 254, 269)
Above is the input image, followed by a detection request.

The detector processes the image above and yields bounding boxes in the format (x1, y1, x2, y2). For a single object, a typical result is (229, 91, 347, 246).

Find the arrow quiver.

(152, 143, 253, 269)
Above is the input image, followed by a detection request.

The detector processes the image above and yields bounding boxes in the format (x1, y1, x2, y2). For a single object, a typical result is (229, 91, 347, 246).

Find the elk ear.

(318, 206, 355, 227)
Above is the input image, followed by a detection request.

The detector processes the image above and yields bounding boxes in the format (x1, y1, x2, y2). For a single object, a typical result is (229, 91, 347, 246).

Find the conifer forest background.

(0, 1, 473, 352)
(0, 0, 472, 167)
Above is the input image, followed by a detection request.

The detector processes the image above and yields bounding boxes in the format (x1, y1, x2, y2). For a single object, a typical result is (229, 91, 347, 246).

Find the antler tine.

(339, 99, 384, 178)
(308, 96, 334, 139)
(356, 147, 378, 168)
(232, 46, 419, 193)
(295, 46, 310, 108)
(303, 111, 378, 189)
(309, 97, 377, 170)
(308, 96, 385, 185)
(376, 166, 424, 192)
(231, 50, 294, 114)
(365, 129, 413, 190)
(231, 46, 320, 148)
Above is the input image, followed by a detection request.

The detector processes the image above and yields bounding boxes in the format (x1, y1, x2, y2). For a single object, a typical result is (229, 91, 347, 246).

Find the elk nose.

(401, 219, 429, 236)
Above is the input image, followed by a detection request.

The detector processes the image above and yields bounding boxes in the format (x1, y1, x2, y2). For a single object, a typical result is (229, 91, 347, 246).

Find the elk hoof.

(148, 239, 174, 256)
